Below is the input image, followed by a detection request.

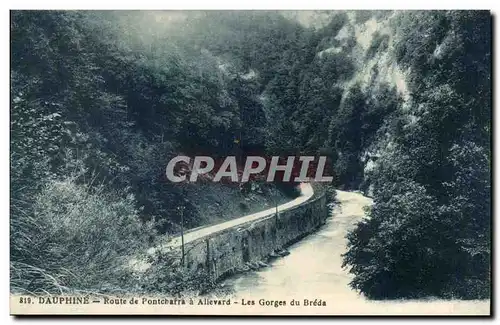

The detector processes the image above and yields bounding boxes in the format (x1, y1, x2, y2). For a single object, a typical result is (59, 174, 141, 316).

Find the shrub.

(343, 180, 448, 299)
(10, 177, 156, 295)
(239, 201, 249, 212)
(140, 254, 217, 296)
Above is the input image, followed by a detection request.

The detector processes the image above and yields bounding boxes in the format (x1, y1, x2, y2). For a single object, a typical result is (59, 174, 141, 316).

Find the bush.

(342, 174, 490, 300)
(323, 184, 338, 204)
(239, 201, 249, 212)
(140, 253, 217, 296)
(343, 180, 449, 299)
(10, 177, 156, 295)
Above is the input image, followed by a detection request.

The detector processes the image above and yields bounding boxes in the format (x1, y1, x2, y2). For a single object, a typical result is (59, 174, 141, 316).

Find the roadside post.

(179, 205, 185, 266)
(275, 190, 279, 244)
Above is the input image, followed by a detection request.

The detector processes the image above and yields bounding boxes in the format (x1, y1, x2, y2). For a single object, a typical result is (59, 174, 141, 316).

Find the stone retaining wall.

(179, 188, 328, 281)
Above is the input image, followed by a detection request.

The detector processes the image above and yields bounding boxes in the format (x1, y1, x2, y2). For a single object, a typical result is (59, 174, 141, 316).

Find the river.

(223, 190, 490, 315)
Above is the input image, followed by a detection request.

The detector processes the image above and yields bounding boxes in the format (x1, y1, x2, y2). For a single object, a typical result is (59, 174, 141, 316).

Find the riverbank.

(222, 190, 490, 315)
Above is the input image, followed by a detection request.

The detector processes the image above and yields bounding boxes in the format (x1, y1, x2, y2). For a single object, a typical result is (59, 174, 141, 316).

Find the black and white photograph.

(8, 9, 492, 316)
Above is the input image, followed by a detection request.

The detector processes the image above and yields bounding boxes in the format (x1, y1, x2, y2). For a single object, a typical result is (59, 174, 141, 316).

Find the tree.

(343, 10, 491, 299)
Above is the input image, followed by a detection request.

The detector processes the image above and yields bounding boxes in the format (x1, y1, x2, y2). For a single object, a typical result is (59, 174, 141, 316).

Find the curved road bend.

(148, 183, 314, 255)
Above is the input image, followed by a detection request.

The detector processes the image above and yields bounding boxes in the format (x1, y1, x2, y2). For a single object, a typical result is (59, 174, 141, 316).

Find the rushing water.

(223, 190, 490, 315)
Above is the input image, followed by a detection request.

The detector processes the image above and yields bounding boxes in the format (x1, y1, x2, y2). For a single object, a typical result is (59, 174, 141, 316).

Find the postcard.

(10, 9, 491, 316)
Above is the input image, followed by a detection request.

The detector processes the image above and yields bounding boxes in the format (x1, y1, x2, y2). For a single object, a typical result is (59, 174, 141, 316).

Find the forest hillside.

(10, 10, 490, 299)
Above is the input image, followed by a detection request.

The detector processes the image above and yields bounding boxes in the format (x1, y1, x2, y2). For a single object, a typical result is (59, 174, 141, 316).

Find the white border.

(1, 1, 497, 324)
(1, 0, 498, 10)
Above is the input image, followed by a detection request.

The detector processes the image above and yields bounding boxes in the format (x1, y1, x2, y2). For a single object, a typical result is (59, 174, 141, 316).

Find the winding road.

(150, 183, 313, 254)
(130, 183, 314, 271)
(130, 188, 490, 315)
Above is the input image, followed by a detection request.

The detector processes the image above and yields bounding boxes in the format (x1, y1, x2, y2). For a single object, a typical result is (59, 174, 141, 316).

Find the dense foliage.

(343, 11, 491, 299)
(10, 10, 490, 298)
(10, 10, 270, 294)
